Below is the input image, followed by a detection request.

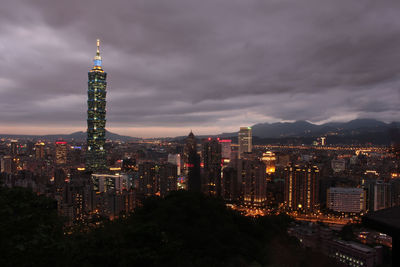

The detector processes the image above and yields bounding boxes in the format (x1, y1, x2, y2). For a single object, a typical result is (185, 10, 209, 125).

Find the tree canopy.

(0, 188, 336, 266)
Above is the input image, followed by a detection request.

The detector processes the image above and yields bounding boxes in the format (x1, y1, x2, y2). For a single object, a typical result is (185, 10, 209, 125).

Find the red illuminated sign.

(56, 141, 67, 145)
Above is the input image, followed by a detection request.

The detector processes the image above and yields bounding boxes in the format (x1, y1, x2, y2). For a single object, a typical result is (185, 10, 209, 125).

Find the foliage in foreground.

(0, 188, 336, 266)
(0, 187, 63, 266)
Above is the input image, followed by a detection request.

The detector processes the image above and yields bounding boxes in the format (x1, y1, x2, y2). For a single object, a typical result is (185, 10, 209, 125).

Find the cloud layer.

(0, 0, 399, 137)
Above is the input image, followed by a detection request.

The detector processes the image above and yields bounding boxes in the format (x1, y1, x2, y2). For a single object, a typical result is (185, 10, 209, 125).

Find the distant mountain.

(217, 119, 400, 140)
(0, 130, 139, 142)
(2, 119, 399, 145)
(251, 120, 318, 138)
(323, 118, 387, 130)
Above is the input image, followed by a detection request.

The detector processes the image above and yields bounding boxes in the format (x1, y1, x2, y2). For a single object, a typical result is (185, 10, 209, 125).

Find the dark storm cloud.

(0, 0, 400, 136)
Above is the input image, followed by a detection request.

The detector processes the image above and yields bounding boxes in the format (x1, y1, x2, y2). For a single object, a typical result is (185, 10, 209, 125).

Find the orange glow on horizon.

(0, 125, 242, 138)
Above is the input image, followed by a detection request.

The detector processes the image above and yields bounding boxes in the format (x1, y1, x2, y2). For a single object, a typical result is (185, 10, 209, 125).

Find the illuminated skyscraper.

(86, 39, 107, 172)
(321, 136, 326, 146)
(284, 164, 319, 211)
(238, 127, 252, 159)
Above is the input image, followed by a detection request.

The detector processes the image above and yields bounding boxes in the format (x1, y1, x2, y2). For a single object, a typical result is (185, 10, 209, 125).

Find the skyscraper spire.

(93, 39, 102, 68)
(87, 39, 107, 172)
(96, 39, 100, 57)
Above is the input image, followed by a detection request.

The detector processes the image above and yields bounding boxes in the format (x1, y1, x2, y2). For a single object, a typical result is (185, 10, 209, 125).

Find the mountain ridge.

(1, 119, 399, 141)
(217, 118, 400, 139)
(0, 130, 138, 142)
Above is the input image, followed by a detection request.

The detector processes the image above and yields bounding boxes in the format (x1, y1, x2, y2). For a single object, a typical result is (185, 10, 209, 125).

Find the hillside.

(0, 130, 138, 142)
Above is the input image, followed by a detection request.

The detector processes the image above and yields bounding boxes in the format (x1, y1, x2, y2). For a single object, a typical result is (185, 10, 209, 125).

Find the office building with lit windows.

(284, 164, 319, 211)
(55, 140, 68, 165)
(167, 153, 181, 176)
(35, 142, 45, 159)
(327, 187, 366, 213)
(261, 151, 276, 174)
(138, 162, 157, 197)
(91, 173, 130, 193)
(239, 159, 267, 207)
(86, 39, 107, 172)
(158, 163, 178, 197)
(238, 127, 252, 159)
(219, 139, 232, 160)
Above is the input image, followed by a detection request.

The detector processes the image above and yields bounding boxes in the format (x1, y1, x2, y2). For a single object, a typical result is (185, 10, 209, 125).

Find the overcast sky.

(0, 0, 399, 137)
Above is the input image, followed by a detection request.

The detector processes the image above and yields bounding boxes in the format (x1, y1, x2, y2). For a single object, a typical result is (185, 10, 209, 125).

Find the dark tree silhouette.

(0, 188, 337, 267)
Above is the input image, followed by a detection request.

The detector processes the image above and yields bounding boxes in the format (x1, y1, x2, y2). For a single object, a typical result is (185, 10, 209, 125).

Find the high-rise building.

(10, 140, 18, 156)
(261, 151, 276, 174)
(137, 162, 178, 198)
(202, 138, 222, 196)
(392, 178, 400, 207)
(35, 142, 45, 159)
(55, 141, 68, 165)
(183, 131, 196, 171)
(222, 166, 238, 202)
(25, 141, 35, 156)
(158, 163, 178, 197)
(238, 127, 252, 159)
(138, 162, 157, 197)
(219, 139, 232, 160)
(374, 180, 392, 211)
(167, 154, 181, 176)
(91, 174, 130, 193)
(284, 164, 319, 211)
(184, 132, 201, 192)
(86, 39, 107, 172)
(321, 137, 326, 146)
(361, 178, 392, 212)
(238, 159, 267, 207)
(327, 187, 366, 213)
(69, 146, 84, 166)
(1, 156, 13, 173)
(26, 141, 35, 157)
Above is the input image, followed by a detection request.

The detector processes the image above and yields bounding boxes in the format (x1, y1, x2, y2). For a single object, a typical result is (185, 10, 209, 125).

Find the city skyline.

(0, 0, 400, 138)
(1, 1, 399, 266)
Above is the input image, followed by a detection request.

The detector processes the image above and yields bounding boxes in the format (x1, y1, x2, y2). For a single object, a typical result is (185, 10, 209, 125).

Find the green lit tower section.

(86, 39, 107, 172)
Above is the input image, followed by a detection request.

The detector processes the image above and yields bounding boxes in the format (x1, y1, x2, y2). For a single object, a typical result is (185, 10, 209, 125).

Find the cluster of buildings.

(0, 40, 398, 265)
(2, 127, 399, 223)
(289, 222, 384, 267)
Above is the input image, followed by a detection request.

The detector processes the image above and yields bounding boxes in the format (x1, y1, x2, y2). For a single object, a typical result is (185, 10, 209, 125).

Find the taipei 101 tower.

(86, 39, 107, 172)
